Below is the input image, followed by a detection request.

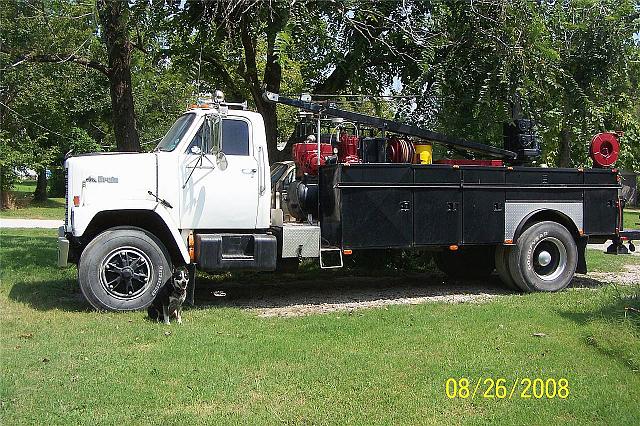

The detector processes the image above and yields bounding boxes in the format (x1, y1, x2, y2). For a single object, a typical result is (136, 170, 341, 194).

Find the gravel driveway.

(194, 264, 640, 318)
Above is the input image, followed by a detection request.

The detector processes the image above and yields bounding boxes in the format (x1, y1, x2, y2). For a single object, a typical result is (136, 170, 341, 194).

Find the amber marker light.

(188, 232, 195, 262)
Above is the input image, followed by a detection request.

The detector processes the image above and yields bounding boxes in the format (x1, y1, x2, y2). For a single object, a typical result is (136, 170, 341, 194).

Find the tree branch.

(1, 47, 110, 76)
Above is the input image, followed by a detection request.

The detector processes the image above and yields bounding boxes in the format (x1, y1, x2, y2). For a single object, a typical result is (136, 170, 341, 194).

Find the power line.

(0, 100, 75, 141)
(1, 101, 160, 149)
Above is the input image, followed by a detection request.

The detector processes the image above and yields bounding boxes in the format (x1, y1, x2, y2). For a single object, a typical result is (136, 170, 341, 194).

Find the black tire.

(508, 221, 577, 292)
(79, 227, 173, 311)
(495, 245, 519, 290)
(435, 246, 495, 280)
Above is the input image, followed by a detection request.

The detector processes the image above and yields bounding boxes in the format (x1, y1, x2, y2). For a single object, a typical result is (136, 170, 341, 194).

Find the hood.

(66, 152, 158, 206)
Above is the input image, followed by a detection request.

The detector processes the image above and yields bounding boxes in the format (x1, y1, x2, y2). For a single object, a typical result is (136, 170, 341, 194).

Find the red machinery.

(590, 132, 620, 168)
(435, 159, 504, 167)
(338, 132, 360, 164)
(292, 142, 334, 175)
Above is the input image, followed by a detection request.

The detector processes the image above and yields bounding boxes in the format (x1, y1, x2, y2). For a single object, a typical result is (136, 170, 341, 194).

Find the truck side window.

(186, 123, 204, 154)
(222, 119, 249, 156)
(186, 116, 220, 154)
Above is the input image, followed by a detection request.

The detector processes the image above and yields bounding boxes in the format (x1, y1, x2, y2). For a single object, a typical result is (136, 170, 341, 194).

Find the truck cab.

(59, 95, 276, 311)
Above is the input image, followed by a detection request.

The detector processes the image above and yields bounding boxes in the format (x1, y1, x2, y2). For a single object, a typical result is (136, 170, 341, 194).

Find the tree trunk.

(558, 126, 572, 167)
(1, 189, 13, 210)
(260, 102, 284, 162)
(97, 0, 140, 152)
(34, 171, 48, 202)
(239, 15, 286, 163)
(263, 21, 284, 163)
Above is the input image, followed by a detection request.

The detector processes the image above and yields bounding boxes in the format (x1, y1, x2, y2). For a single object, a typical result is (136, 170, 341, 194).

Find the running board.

(320, 247, 343, 269)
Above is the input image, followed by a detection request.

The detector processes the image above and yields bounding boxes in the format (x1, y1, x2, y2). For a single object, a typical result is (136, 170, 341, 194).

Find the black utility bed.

(319, 164, 619, 249)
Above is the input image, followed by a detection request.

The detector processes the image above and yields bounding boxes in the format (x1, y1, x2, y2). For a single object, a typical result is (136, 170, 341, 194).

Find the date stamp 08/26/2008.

(445, 378, 570, 400)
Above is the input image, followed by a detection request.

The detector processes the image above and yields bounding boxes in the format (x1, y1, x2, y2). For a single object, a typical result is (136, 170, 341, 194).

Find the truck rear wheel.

(435, 247, 495, 280)
(508, 221, 577, 292)
(79, 227, 173, 311)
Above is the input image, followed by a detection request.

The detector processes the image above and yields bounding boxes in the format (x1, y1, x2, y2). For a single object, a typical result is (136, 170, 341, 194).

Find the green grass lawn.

(586, 248, 640, 273)
(0, 180, 65, 220)
(624, 208, 640, 230)
(1, 228, 639, 424)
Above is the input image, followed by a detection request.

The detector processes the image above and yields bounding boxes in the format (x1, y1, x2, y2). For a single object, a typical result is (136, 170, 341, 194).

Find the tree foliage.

(1, 0, 638, 207)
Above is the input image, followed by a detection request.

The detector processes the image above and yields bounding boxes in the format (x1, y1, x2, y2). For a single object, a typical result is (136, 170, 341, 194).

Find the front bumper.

(57, 226, 70, 267)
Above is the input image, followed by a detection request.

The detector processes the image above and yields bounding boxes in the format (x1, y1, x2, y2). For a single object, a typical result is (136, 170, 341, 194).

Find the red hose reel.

(387, 136, 416, 164)
(590, 132, 620, 168)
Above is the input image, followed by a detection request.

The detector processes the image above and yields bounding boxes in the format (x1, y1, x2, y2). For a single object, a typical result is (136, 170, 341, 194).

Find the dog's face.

(172, 269, 189, 292)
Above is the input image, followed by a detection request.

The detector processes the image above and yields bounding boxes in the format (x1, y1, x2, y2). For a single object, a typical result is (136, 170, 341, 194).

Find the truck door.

(180, 115, 260, 229)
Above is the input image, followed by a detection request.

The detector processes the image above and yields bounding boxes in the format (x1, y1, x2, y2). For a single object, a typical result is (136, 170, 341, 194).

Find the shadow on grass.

(2, 232, 90, 312)
(557, 288, 640, 372)
(8, 279, 90, 312)
(569, 274, 613, 289)
(0, 234, 60, 268)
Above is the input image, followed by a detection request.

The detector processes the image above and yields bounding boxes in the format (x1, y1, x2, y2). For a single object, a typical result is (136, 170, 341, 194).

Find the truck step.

(320, 247, 343, 269)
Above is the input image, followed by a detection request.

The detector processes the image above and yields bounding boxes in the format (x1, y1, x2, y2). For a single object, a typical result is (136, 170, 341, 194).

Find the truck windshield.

(155, 113, 196, 152)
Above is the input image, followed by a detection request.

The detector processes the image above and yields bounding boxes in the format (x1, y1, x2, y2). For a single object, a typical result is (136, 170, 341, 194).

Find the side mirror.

(190, 145, 202, 155)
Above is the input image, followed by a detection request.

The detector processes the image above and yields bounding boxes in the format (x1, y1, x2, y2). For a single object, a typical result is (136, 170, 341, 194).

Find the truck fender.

(73, 201, 190, 265)
(512, 208, 581, 242)
(148, 207, 190, 264)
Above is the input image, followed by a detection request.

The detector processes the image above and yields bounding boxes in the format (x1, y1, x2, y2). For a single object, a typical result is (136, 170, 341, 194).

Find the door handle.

(242, 168, 257, 174)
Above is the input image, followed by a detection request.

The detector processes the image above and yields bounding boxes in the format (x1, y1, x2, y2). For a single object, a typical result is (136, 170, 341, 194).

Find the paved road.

(0, 218, 63, 228)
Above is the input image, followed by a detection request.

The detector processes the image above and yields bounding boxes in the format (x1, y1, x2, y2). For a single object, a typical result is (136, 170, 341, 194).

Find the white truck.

(58, 91, 635, 311)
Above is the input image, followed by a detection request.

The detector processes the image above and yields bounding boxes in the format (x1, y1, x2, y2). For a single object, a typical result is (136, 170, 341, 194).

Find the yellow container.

(415, 143, 432, 164)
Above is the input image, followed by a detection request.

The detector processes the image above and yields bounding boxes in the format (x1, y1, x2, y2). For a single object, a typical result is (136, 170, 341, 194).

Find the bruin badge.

(85, 176, 119, 183)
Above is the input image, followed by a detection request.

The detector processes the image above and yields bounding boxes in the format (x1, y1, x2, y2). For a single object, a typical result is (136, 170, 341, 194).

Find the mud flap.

(576, 237, 587, 274)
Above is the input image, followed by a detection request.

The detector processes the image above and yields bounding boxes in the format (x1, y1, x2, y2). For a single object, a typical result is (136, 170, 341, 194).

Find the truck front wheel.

(508, 221, 577, 292)
(78, 227, 173, 311)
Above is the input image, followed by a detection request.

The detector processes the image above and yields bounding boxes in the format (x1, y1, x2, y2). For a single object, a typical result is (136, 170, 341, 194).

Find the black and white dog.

(148, 268, 189, 324)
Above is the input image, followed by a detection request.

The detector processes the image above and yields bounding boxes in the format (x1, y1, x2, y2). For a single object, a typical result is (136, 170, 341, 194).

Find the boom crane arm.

(263, 91, 517, 160)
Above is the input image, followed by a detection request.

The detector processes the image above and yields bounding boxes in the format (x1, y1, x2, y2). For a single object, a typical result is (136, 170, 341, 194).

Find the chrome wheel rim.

(100, 247, 153, 299)
(532, 237, 567, 281)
